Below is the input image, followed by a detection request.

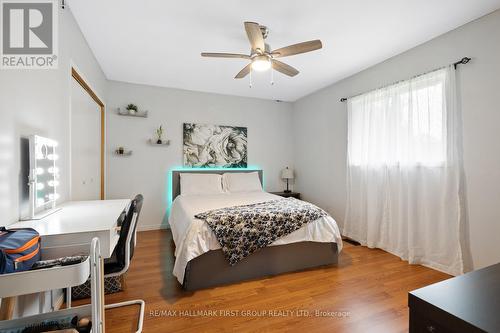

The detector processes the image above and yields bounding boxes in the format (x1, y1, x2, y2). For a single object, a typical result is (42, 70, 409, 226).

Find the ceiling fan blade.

(201, 52, 250, 59)
(235, 63, 252, 79)
(271, 40, 322, 58)
(272, 60, 299, 77)
(244, 22, 265, 52)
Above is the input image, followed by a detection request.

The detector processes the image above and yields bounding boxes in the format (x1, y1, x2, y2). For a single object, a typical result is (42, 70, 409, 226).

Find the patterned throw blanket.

(194, 198, 328, 265)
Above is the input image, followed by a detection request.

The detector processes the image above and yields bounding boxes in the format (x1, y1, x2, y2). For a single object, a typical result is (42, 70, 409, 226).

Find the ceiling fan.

(201, 22, 322, 79)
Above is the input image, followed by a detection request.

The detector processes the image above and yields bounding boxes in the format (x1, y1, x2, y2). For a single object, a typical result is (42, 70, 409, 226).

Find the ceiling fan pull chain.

(249, 68, 253, 88)
(270, 66, 275, 86)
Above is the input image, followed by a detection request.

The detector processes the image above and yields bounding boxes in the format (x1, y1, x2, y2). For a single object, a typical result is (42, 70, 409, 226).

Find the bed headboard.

(171, 169, 263, 200)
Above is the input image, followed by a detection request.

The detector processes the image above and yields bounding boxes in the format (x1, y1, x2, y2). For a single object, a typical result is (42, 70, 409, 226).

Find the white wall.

(292, 10, 500, 271)
(0, 7, 107, 316)
(0, 7, 107, 225)
(106, 81, 294, 230)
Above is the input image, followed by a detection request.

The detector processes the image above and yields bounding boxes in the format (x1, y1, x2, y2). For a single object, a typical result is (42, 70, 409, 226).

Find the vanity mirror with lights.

(21, 135, 61, 220)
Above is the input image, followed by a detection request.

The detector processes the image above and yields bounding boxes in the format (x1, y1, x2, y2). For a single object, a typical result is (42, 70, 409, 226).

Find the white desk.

(10, 199, 130, 260)
(0, 199, 130, 322)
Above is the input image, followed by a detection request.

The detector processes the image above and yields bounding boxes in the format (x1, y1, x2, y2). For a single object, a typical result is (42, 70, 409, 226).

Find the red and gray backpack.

(0, 227, 41, 274)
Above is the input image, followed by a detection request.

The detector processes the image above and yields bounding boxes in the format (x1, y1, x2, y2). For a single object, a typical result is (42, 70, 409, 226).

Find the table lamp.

(281, 167, 294, 193)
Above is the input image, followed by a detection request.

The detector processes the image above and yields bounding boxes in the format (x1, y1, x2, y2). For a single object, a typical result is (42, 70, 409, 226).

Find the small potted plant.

(156, 125, 164, 144)
(117, 146, 124, 154)
(126, 103, 138, 115)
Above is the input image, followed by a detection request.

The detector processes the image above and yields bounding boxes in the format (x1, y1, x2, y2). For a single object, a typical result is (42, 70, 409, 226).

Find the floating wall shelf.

(115, 149, 133, 156)
(117, 107, 148, 118)
(148, 139, 170, 146)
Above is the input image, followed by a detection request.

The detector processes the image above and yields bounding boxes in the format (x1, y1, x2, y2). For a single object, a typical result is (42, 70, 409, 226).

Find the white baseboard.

(137, 224, 170, 231)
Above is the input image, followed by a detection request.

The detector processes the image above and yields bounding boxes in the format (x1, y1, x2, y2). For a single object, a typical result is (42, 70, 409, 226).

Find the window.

(347, 69, 448, 167)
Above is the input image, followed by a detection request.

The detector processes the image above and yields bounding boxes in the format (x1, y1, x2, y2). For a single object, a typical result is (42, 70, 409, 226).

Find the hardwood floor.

(82, 230, 451, 332)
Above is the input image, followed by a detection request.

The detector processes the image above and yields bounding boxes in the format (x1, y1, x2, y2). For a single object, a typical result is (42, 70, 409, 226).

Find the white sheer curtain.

(343, 66, 464, 275)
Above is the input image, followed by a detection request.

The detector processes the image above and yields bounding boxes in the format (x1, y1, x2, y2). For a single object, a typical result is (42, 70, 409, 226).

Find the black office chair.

(103, 194, 145, 332)
(68, 195, 145, 330)
(104, 194, 143, 277)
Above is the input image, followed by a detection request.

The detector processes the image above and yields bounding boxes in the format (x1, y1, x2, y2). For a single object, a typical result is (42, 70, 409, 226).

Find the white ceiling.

(68, 0, 500, 102)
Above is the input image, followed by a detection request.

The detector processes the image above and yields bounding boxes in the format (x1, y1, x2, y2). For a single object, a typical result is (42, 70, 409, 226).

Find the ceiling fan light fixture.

(202, 22, 322, 80)
(251, 55, 271, 71)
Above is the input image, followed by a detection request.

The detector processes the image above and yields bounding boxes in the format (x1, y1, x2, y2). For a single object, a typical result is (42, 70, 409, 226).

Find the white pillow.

(223, 172, 262, 193)
(180, 173, 224, 196)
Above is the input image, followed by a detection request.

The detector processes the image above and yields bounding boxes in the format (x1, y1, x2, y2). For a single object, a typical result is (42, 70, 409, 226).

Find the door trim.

(71, 67, 105, 200)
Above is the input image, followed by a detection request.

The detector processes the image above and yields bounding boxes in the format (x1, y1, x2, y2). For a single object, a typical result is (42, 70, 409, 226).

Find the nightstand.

(270, 192, 301, 199)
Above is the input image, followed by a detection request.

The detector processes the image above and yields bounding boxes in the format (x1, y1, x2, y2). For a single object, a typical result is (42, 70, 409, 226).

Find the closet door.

(70, 69, 104, 200)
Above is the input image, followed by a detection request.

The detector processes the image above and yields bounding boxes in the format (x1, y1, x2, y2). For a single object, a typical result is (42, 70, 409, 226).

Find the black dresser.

(409, 263, 500, 333)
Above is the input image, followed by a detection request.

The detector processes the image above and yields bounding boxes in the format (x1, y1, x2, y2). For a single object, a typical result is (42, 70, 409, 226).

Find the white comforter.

(169, 191, 343, 283)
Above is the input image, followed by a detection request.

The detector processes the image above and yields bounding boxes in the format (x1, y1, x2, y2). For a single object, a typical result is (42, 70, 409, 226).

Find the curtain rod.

(339, 57, 471, 102)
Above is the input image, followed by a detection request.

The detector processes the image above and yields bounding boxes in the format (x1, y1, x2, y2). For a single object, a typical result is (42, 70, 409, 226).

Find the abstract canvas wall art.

(183, 123, 247, 168)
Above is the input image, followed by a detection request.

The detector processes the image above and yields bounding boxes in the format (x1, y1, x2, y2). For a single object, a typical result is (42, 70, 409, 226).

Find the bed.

(169, 169, 342, 291)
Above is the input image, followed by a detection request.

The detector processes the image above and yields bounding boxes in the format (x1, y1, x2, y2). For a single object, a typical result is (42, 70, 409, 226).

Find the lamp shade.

(281, 167, 294, 180)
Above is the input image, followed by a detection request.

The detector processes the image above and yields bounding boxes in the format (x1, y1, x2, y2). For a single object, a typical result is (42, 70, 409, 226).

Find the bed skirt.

(182, 241, 338, 291)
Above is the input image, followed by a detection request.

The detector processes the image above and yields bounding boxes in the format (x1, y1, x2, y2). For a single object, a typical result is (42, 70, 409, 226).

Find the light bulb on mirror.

(47, 154, 59, 161)
(48, 193, 60, 200)
(48, 167, 59, 174)
(48, 180, 59, 187)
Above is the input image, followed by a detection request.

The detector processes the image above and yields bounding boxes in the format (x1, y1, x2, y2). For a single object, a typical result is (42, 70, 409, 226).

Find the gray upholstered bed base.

(182, 241, 338, 291)
(172, 169, 338, 291)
